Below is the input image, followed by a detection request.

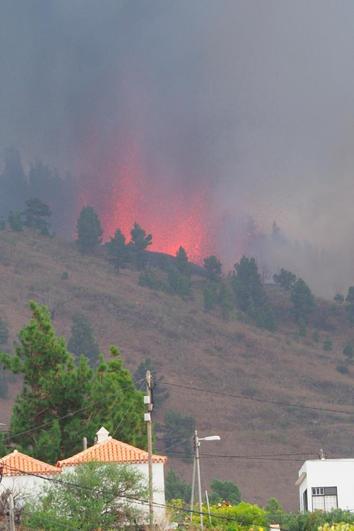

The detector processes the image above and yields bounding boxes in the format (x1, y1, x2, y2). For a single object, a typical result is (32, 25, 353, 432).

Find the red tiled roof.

(0, 450, 60, 476)
(57, 438, 167, 468)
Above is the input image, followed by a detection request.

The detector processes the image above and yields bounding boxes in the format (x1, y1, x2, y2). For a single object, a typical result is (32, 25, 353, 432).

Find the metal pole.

(205, 490, 212, 526)
(190, 454, 196, 521)
(195, 430, 203, 530)
(146, 370, 154, 529)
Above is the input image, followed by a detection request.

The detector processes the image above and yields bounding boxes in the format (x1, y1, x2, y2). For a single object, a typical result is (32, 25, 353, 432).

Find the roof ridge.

(57, 436, 167, 467)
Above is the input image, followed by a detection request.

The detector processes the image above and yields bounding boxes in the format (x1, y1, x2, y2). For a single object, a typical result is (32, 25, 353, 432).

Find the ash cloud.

(1, 1, 354, 296)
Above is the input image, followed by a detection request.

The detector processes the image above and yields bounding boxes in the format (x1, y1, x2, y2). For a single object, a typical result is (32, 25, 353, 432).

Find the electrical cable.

(2, 378, 147, 443)
(1, 462, 288, 528)
(160, 380, 354, 416)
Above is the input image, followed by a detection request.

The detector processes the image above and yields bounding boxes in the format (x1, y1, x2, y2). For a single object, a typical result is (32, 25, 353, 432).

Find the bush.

(138, 270, 166, 291)
(323, 338, 333, 351)
(165, 469, 191, 502)
(192, 501, 266, 530)
(312, 330, 320, 343)
(336, 364, 349, 375)
(209, 479, 241, 505)
(203, 282, 219, 312)
(61, 271, 69, 280)
(343, 343, 354, 360)
(167, 268, 191, 298)
(8, 211, 23, 231)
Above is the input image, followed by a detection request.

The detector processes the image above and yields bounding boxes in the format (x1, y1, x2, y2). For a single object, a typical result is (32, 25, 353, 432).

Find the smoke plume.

(1, 1, 354, 295)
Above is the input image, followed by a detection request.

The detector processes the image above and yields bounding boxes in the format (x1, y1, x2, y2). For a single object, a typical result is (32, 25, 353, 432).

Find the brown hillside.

(1, 229, 354, 510)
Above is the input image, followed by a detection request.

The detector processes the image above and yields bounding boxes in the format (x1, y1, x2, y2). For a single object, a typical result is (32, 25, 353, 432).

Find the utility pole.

(190, 431, 220, 529)
(195, 430, 204, 530)
(190, 452, 196, 521)
(144, 370, 154, 528)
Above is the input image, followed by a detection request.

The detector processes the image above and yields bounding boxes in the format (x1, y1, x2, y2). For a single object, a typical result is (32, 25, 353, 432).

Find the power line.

(3, 379, 147, 443)
(2, 463, 288, 528)
(161, 380, 354, 416)
(158, 450, 316, 462)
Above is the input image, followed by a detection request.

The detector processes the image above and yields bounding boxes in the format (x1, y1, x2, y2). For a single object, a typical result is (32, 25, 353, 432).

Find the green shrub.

(167, 268, 191, 298)
(336, 363, 349, 375)
(343, 342, 354, 360)
(138, 270, 166, 291)
(323, 338, 333, 351)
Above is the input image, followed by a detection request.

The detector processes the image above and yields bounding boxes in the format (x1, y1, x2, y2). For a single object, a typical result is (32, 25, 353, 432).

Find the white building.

(0, 449, 60, 500)
(296, 458, 354, 512)
(57, 427, 167, 524)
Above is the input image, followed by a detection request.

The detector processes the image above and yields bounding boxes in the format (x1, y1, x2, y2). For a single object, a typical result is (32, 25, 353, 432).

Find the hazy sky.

(1, 1, 354, 292)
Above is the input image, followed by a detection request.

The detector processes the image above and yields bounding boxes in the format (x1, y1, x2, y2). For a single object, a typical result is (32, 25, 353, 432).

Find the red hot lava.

(78, 139, 215, 263)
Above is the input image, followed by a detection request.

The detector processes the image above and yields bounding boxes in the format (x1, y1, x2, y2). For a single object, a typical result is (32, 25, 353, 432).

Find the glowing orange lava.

(78, 137, 215, 262)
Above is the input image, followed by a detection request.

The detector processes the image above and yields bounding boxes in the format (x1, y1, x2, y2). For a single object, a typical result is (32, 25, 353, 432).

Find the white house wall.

(298, 460, 354, 512)
(62, 462, 166, 524)
(0, 475, 53, 503)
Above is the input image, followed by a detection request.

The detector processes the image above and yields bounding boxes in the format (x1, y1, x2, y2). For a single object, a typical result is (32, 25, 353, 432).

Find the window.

(312, 487, 338, 511)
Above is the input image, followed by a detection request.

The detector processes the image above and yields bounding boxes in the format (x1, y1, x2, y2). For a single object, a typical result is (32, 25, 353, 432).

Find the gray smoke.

(1, 0, 354, 296)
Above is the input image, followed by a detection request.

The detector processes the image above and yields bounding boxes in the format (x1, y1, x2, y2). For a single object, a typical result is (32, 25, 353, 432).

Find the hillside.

(1, 229, 354, 510)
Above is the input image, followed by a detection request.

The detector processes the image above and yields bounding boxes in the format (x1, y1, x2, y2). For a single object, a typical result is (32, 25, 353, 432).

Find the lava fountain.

(78, 137, 216, 263)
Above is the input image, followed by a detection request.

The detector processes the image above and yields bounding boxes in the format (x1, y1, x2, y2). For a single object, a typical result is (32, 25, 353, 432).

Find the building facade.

(297, 458, 354, 512)
(57, 427, 167, 524)
(0, 449, 60, 501)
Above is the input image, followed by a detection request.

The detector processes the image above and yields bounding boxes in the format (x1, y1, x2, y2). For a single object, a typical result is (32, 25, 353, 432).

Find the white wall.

(0, 475, 55, 505)
(134, 462, 166, 523)
(62, 462, 166, 524)
(298, 459, 354, 512)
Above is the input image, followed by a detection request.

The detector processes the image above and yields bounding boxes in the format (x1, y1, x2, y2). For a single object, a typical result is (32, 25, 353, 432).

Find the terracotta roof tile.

(0, 450, 60, 476)
(57, 438, 167, 468)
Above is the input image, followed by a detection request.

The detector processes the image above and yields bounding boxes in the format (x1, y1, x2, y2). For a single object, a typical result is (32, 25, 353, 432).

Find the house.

(57, 427, 167, 523)
(296, 457, 354, 512)
(0, 449, 60, 499)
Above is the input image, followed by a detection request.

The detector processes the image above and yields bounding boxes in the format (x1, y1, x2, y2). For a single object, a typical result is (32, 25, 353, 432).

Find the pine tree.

(22, 197, 51, 235)
(129, 222, 152, 269)
(203, 255, 222, 281)
(76, 206, 103, 254)
(175, 246, 190, 276)
(106, 229, 127, 272)
(290, 278, 315, 324)
(273, 268, 296, 290)
(68, 314, 100, 366)
(232, 256, 275, 330)
(7, 211, 23, 231)
(0, 302, 146, 462)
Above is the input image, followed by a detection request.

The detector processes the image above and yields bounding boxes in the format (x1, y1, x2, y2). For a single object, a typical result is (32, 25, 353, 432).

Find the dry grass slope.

(0, 229, 354, 509)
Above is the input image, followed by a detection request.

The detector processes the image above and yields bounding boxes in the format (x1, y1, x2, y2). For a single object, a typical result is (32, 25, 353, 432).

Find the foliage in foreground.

(167, 496, 354, 531)
(23, 462, 146, 530)
(0, 302, 146, 462)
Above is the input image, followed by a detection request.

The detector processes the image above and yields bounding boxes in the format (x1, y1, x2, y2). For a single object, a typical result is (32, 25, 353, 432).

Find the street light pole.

(190, 431, 221, 530)
(195, 430, 203, 530)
